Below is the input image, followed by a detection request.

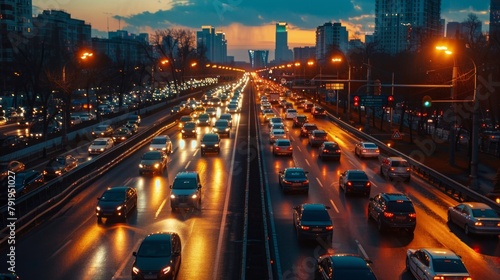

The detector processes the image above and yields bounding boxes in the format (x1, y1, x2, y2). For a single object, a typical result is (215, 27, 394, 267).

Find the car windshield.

(47, 159, 63, 167)
(173, 178, 198, 189)
(333, 269, 376, 280)
(287, 109, 297, 113)
(272, 131, 285, 136)
(100, 191, 125, 201)
(471, 208, 499, 218)
(348, 172, 368, 180)
(432, 259, 468, 273)
(151, 138, 167, 144)
(137, 240, 172, 258)
(215, 121, 228, 127)
(199, 114, 210, 119)
(228, 104, 237, 109)
(296, 116, 306, 122)
(142, 152, 161, 160)
(184, 123, 196, 129)
(93, 140, 107, 146)
(220, 115, 232, 120)
(277, 141, 291, 146)
(203, 135, 219, 141)
(392, 160, 409, 167)
(313, 132, 327, 137)
(364, 143, 378, 149)
(285, 170, 305, 178)
(387, 201, 415, 212)
(301, 210, 330, 221)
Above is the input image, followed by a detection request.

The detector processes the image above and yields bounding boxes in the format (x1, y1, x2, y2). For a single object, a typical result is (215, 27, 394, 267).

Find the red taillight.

(390, 167, 395, 171)
(325, 225, 333, 230)
(288, 147, 293, 151)
(275, 147, 280, 150)
(323, 149, 329, 153)
(336, 149, 341, 153)
(303, 180, 309, 185)
(347, 181, 352, 186)
(365, 182, 371, 187)
(409, 213, 416, 218)
(406, 168, 411, 171)
(384, 212, 394, 218)
(362, 149, 367, 153)
(376, 149, 379, 153)
(300, 225, 310, 230)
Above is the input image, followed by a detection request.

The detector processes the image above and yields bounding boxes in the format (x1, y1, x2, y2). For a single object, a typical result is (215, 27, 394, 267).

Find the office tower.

(248, 50, 269, 69)
(197, 26, 227, 63)
(275, 22, 292, 62)
(315, 22, 348, 61)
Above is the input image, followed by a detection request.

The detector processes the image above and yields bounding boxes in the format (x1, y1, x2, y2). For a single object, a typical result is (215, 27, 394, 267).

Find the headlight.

(132, 266, 140, 274)
(214, 144, 219, 147)
(96, 206, 101, 211)
(162, 147, 166, 150)
(170, 194, 176, 199)
(154, 163, 160, 168)
(191, 194, 198, 199)
(139, 164, 144, 168)
(149, 147, 153, 150)
(225, 128, 230, 131)
(201, 144, 206, 147)
(213, 128, 218, 131)
(100, 148, 104, 151)
(116, 206, 122, 211)
(88, 148, 92, 152)
(181, 130, 185, 133)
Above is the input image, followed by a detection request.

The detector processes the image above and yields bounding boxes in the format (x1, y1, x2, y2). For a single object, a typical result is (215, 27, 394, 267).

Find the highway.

(1, 77, 499, 279)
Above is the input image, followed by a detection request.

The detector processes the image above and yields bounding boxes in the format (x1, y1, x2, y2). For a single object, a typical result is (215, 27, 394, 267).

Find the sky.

(33, 0, 490, 62)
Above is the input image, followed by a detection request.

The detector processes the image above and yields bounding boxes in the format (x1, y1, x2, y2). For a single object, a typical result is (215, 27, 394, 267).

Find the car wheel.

(465, 224, 470, 236)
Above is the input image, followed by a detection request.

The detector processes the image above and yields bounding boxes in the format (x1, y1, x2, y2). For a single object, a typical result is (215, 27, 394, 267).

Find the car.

(311, 106, 327, 118)
(0, 160, 25, 185)
(279, 167, 309, 193)
(0, 135, 28, 150)
(315, 254, 378, 280)
(292, 115, 308, 128)
(181, 122, 197, 138)
(339, 170, 371, 196)
(125, 122, 139, 134)
(127, 114, 141, 126)
(308, 129, 328, 147)
(293, 203, 333, 242)
(170, 171, 203, 211)
(170, 105, 181, 114)
(209, 97, 221, 107)
(91, 124, 114, 138)
(0, 273, 20, 280)
(96, 186, 137, 223)
(481, 130, 500, 143)
(318, 141, 341, 161)
(43, 155, 78, 179)
(88, 137, 114, 155)
(205, 107, 217, 117)
(368, 192, 417, 233)
(272, 139, 293, 156)
(268, 117, 283, 128)
(447, 202, 500, 236)
(355, 142, 380, 158)
(200, 133, 220, 155)
(300, 123, 318, 137)
(262, 110, 277, 122)
(77, 112, 96, 121)
(112, 127, 133, 143)
(70, 115, 82, 126)
(190, 106, 205, 118)
(269, 128, 287, 143)
(0, 116, 8, 125)
(13, 170, 44, 197)
(17, 118, 33, 128)
(212, 119, 231, 137)
(303, 102, 314, 112)
(270, 123, 288, 132)
(178, 115, 193, 129)
(149, 135, 173, 154)
(132, 232, 182, 280)
(139, 150, 168, 175)
(406, 248, 471, 280)
(219, 113, 233, 127)
(380, 156, 411, 182)
(227, 104, 240, 113)
(196, 113, 211, 126)
(285, 108, 298, 119)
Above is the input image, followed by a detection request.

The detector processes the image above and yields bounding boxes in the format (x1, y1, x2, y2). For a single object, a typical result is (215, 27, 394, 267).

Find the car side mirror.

(169, 185, 172, 189)
(133, 252, 137, 257)
(198, 184, 202, 189)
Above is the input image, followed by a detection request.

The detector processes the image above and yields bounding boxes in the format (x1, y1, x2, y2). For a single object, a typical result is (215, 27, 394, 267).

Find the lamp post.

(332, 57, 351, 119)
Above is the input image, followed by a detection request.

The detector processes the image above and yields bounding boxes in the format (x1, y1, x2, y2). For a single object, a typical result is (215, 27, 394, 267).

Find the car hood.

(171, 189, 197, 196)
(134, 256, 173, 271)
(202, 141, 219, 145)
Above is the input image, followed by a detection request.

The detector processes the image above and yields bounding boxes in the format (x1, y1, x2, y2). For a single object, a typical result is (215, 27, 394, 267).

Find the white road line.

(316, 177, 323, 188)
(305, 158, 310, 167)
(329, 199, 340, 214)
(49, 239, 72, 259)
(193, 148, 199, 157)
(355, 239, 370, 261)
(112, 239, 142, 280)
(348, 159, 355, 166)
(290, 135, 295, 141)
(155, 199, 166, 219)
(184, 160, 191, 170)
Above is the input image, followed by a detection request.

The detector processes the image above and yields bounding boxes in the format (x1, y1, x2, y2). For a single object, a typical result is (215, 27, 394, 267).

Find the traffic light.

(353, 95, 360, 107)
(422, 95, 432, 108)
(387, 95, 394, 107)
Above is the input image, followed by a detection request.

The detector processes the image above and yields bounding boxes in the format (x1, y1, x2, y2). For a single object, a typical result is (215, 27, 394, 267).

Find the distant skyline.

(33, 1, 490, 61)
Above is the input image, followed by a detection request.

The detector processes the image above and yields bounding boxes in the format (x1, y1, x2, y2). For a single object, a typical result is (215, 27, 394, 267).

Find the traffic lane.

(2, 120, 238, 280)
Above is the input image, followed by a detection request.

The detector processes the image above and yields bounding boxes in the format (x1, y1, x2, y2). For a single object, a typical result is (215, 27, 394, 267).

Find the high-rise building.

(275, 22, 292, 62)
(248, 50, 269, 69)
(315, 22, 348, 61)
(293, 46, 316, 62)
(92, 30, 150, 64)
(196, 26, 227, 63)
(0, 0, 33, 63)
(374, 0, 441, 54)
(490, 0, 500, 45)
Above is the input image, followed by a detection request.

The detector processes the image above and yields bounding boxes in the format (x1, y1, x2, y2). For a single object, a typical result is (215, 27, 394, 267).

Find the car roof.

(387, 156, 406, 161)
(380, 192, 411, 201)
(285, 167, 305, 172)
(346, 170, 366, 174)
(462, 202, 491, 209)
(174, 171, 198, 179)
(143, 232, 175, 242)
(153, 135, 168, 140)
(323, 141, 338, 145)
(420, 248, 460, 259)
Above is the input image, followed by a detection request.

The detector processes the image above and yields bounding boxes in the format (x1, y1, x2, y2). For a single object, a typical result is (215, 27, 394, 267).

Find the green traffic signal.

(422, 95, 432, 108)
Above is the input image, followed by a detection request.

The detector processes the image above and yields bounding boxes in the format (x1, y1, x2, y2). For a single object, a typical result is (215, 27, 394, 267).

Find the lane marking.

(329, 199, 340, 214)
(316, 177, 323, 188)
(112, 239, 142, 280)
(305, 158, 310, 167)
(355, 239, 370, 261)
(49, 239, 72, 259)
(155, 199, 166, 219)
(193, 148, 199, 157)
(184, 161, 191, 170)
(297, 146, 302, 152)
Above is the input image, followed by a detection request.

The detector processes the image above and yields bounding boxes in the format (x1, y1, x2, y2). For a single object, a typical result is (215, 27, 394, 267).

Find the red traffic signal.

(353, 95, 360, 107)
(387, 95, 394, 107)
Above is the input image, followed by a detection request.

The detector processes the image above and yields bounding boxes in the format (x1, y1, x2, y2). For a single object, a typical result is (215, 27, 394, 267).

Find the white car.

(88, 137, 114, 155)
(149, 135, 173, 154)
(285, 109, 298, 119)
(406, 248, 471, 280)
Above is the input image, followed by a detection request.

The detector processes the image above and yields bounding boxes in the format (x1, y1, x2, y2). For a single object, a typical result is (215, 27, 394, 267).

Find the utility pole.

(365, 59, 371, 132)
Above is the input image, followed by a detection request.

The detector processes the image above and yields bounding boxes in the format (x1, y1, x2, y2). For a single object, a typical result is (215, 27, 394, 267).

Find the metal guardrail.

(325, 112, 500, 213)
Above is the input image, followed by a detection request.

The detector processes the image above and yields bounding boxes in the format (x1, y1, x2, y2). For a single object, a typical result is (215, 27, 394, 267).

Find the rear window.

(432, 259, 468, 273)
(391, 160, 409, 167)
(302, 210, 330, 222)
(285, 170, 306, 178)
(296, 116, 306, 122)
(151, 138, 167, 144)
(172, 178, 197, 189)
(364, 143, 377, 149)
(313, 131, 327, 137)
(348, 172, 368, 180)
(387, 201, 415, 212)
(276, 140, 291, 146)
(324, 143, 339, 150)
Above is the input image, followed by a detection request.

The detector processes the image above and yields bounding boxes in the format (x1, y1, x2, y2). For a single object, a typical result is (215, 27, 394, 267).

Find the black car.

(181, 121, 197, 138)
(96, 186, 137, 223)
(132, 232, 182, 280)
(200, 133, 220, 155)
(339, 170, 371, 196)
(125, 123, 139, 134)
(219, 113, 233, 127)
(138, 151, 168, 176)
(318, 142, 341, 161)
(0, 160, 25, 184)
(43, 155, 78, 178)
(91, 124, 114, 138)
(311, 106, 327, 118)
(212, 119, 231, 137)
(368, 193, 417, 233)
(279, 167, 309, 193)
(14, 170, 44, 197)
(300, 123, 318, 137)
(316, 254, 378, 280)
(293, 115, 308, 128)
(112, 127, 133, 143)
(293, 203, 333, 242)
(170, 171, 203, 211)
(196, 113, 211, 126)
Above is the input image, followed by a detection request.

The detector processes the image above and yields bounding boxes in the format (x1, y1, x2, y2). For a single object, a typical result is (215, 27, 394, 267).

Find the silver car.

(447, 202, 500, 236)
(406, 248, 471, 280)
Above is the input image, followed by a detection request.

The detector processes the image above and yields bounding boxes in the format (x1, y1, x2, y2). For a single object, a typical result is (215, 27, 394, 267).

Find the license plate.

(395, 216, 406, 221)
(312, 228, 322, 232)
(144, 275, 157, 279)
(292, 183, 302, 186)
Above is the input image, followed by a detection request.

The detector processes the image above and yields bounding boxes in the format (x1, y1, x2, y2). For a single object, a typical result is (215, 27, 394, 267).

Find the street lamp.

(332, 57, 351, 119)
